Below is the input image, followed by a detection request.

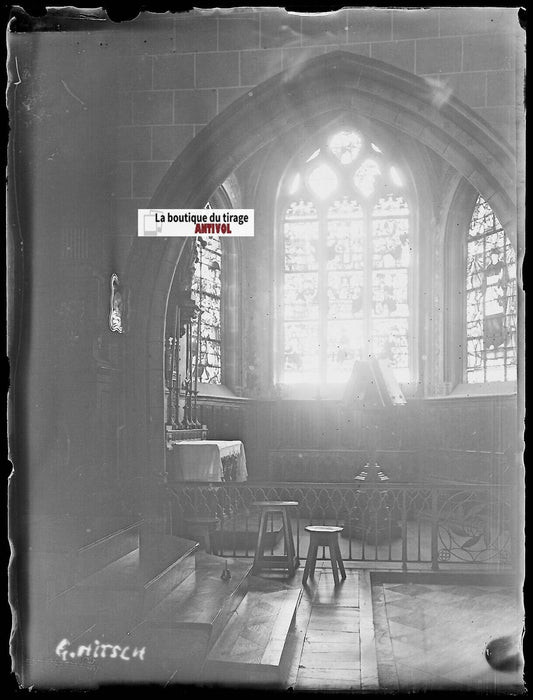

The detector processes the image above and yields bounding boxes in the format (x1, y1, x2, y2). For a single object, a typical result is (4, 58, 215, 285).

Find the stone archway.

(122, 50, 518, 524)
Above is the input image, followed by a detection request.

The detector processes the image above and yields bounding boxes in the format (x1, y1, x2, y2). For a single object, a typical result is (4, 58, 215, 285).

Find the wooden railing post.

(430, 488, 440, 571)
(401, 489, 408, 572)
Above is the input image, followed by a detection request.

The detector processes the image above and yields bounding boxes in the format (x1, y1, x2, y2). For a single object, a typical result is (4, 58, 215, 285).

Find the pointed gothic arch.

(122, 50, 519, 515)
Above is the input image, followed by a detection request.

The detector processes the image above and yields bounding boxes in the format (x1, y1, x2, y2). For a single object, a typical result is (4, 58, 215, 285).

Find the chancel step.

(33, 533, 200, 684)
(27, 517, 142, 600)
(76, 519, 142, 580)
(44, 550, 146, 657)
(102, 554, 254, 685)
(29, 519, 307, 690)
(50, 536, 199, 624)
(146, 553, 252, 641)
(204, 576, 302, 687)
(141, 533, 199, 612)
(30, 515, 139, 552)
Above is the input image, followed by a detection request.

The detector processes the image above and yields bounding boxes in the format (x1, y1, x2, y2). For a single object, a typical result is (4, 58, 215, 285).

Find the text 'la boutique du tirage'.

(138, 209, 254, 237)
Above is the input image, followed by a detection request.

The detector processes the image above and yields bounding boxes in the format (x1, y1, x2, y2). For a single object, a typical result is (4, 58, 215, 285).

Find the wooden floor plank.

(296, 675, 361, 690)
(296, 668, 361, 681)
(303, 639, 361, 655)
(299, 657, 361, 670)
(206, 586, 301, 676)
(284, 591, 313, 688)
(359, 570, 380, 692)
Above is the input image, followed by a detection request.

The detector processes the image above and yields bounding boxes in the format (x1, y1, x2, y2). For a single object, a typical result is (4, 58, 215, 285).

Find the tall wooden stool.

(252, 501, 300, 577)
(303, 525, 346, 586)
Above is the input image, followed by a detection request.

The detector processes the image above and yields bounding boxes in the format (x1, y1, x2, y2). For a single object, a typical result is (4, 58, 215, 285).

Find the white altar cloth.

(167, 440, 247, 482)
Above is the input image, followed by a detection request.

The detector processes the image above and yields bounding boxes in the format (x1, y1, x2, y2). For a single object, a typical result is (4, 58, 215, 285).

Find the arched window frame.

(168, 184, 243, 399)
(273, 122, 418, 396)
(444, 181, 518, 394)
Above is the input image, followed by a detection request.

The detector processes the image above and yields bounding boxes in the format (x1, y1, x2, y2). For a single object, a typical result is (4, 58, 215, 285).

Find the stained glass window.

(371, 195, 410, 382)
(191, 236, 222, 384)
(308, 163, 338, 199)
(354, 159, 381, 198)
(329, 130, 363, 164)
(466, 196, 516, 383)
(280, 129, 411, 384)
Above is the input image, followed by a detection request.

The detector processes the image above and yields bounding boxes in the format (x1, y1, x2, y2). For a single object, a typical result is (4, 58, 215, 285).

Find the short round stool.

(303, 525, 346, 586)
(252, 501, 300, 577)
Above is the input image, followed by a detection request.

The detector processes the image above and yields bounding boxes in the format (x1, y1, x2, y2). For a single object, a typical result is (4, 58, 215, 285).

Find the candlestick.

(175, 307, 181, 427)
(194, 311, 200, 425)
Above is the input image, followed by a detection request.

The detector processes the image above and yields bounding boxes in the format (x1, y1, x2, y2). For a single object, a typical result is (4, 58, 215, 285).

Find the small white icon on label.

(143, 210, 164, 236)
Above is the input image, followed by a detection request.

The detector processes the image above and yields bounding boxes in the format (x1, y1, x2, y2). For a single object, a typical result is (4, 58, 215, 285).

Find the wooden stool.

(252, 501, 300, 577)
(303, 525, 346, 586)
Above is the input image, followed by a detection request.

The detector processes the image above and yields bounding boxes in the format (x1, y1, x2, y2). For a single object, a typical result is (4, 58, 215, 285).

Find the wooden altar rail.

(166, 481, 518, 573)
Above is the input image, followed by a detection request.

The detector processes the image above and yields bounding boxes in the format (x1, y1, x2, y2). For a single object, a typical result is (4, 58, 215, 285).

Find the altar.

(167, 440, 248, 482)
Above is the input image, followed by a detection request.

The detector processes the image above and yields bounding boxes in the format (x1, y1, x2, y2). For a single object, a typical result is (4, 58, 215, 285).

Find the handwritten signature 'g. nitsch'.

(55, 638, 146, 662)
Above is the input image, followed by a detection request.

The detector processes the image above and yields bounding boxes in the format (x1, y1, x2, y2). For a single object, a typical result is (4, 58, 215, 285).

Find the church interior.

(8, 7, 525, 692)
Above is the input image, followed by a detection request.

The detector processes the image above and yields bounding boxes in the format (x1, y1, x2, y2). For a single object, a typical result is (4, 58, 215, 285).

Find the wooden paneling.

(268, 449, 419, 482)
(195, 395, 518, 484)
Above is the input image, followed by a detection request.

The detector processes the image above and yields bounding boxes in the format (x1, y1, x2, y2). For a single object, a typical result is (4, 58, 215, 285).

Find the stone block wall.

(104, 7, 523, 269)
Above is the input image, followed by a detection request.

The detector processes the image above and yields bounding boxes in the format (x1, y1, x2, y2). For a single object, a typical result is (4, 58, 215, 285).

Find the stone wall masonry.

(107, 8, 523, 261)
(114, 8, 522, 147)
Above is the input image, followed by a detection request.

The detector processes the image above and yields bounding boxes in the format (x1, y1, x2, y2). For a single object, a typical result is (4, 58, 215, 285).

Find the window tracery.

(280, 129, 411, 385)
